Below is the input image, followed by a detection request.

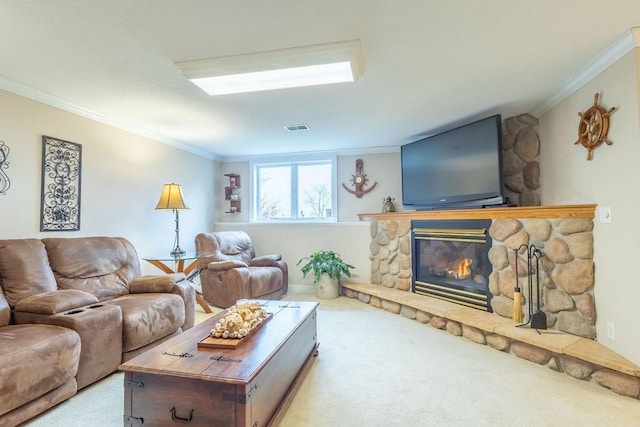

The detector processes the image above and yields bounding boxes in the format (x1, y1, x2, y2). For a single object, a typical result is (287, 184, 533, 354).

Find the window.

(251, 156, 336, 222)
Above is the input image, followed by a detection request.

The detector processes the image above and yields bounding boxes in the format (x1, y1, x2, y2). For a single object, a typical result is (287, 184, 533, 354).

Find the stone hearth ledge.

(341, 282, 640, 399)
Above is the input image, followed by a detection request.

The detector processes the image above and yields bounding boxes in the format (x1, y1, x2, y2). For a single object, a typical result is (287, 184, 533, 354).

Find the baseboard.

(288, 284, 315, 294)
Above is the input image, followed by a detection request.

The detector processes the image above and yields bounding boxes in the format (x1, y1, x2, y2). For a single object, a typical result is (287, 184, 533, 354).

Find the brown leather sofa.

(195, 231, 288, 308)
(0, 237, 195, 426)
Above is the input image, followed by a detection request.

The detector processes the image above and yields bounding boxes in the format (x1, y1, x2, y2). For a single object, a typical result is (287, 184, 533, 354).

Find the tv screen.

(401, 114, 505, 210)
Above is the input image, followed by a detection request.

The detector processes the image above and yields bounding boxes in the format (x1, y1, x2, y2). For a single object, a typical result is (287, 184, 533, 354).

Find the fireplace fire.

(411, 220, 493, 311)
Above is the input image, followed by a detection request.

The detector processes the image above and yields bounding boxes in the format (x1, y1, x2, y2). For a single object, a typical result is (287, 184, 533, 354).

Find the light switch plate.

(599, 206, 612, 223)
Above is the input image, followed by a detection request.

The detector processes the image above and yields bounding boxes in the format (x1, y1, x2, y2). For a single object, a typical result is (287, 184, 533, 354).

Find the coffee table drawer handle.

(170, 407, 193, 424)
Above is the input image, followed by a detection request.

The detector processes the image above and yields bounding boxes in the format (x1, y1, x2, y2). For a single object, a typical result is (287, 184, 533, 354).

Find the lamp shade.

(155, 183, 190, 210)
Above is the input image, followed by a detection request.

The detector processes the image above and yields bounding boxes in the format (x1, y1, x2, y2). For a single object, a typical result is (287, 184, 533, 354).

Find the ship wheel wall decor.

(342, 158, 377, 198)
(574, 93, 617, 160)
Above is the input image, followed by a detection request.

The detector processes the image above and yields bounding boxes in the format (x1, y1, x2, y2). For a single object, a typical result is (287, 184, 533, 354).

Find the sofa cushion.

(104, 293, 185, 352)
(0, 239, 57, 308)
(42, 237, 141, 301)
(15, 289, 99, 315)
(0, 324, 80, 417)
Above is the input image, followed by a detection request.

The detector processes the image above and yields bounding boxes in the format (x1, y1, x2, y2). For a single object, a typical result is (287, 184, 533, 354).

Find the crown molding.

(532, 28, 638, 118)
(219, 144, 400, 163)
(0, 75, 218, 160)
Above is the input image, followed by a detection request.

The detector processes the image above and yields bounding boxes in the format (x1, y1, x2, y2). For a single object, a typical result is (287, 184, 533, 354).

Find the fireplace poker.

(529, 248, 547, 330)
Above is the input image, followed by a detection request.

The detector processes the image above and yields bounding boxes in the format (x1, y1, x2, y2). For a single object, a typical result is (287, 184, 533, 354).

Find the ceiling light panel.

(176, 40, 363, 95)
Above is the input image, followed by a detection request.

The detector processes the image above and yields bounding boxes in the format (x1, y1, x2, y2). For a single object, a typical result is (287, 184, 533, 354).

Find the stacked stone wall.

(369, 219, 412, 290)
(488, 218, 596, 338)
(502, 114, 540, 206)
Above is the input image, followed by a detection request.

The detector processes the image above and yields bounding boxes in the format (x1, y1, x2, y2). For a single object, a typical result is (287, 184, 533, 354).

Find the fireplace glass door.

(411, 220, 492, 311)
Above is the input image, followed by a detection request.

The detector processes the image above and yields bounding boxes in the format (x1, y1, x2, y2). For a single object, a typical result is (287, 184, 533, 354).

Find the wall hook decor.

(342, 158, 377, 198)
(0, 141, 10, 195)
(574, 92, 617, 160)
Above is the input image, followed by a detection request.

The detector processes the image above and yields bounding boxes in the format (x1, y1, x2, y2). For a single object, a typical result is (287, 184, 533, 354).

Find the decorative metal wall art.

(0, 141, 10, 195)
(575, 93, 617, 160)
(342, 158, 377, 198)
(40, 135, 82, 231)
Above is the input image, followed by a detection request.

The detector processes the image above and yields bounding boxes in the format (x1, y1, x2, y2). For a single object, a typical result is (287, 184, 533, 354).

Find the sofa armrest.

(250, 254, 282, 267)
(129, 273, 187, 294)
(14, 289, 98, 315)
(206, 260, 248, 271)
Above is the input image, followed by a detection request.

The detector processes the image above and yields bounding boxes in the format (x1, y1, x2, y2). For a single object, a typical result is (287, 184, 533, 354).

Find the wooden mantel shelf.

(358, 204, 596, 221)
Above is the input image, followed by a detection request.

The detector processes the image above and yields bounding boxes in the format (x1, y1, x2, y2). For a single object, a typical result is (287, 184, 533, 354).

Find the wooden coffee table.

(120, 300, 319, 427)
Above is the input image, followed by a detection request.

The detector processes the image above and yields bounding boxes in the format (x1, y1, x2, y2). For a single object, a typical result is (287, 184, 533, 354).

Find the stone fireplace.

(355, 205, 640, 402)
(366, 205, 596, 339)
(411, 219, 492, 311)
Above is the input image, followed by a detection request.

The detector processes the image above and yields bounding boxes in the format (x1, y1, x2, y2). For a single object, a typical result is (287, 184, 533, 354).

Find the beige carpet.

(24, 291, 640, 426)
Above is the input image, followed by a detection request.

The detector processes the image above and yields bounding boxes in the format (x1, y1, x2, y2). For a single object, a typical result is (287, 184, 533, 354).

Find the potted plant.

(297, 250, 354, 299)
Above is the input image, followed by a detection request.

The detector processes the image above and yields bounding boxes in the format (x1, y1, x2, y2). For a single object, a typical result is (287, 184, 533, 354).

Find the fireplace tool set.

(513, 244, 547, 332)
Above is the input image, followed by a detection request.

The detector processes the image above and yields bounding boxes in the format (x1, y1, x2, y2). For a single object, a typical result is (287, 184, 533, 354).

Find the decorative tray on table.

(198, 301, 271, 350)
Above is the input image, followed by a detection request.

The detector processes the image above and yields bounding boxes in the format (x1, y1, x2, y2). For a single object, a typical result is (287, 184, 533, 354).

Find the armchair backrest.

(42, 237, 141, 302)
(195, 231, 256, 265)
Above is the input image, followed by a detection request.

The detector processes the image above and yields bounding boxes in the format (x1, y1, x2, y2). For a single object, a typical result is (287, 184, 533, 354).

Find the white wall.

(214, 152, 403, 284)
(337, 153, 403, 221)
(213, 221, 372, 285)
(0, 89, 217, 275)
(538, 49, 640, 365)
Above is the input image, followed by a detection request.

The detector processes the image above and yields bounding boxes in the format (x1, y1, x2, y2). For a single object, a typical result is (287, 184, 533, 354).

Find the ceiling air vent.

(285, 124, 310, 131)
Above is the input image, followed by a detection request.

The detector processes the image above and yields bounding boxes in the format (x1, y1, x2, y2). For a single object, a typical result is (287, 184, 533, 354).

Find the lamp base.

(170, 248, 186, 257)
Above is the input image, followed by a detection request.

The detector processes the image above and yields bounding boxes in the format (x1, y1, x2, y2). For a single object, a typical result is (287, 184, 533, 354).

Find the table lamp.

(155, 183, 190, 256)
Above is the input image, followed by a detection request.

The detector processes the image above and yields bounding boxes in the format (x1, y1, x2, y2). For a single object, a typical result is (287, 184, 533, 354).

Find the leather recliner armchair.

(195, 231, 288, 308)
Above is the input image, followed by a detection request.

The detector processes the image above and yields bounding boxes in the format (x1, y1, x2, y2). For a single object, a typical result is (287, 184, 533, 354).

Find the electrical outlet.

(607, 321, 616, 340)
(599, 206, 612, 223)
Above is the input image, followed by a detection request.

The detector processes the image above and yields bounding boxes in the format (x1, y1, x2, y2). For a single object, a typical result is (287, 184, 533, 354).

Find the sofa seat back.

(0, 239, 58, 309)
(42, 237, 141, 302)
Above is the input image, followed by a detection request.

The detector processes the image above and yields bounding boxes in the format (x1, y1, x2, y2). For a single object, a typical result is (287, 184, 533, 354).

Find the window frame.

(250, 154, 337, 223)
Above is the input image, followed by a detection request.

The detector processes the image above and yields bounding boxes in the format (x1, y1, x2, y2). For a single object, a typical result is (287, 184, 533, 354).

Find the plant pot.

(316, 273, 339, 299)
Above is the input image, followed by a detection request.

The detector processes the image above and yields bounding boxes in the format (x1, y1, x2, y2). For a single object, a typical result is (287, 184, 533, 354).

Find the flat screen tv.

(401, 114, 505, 210)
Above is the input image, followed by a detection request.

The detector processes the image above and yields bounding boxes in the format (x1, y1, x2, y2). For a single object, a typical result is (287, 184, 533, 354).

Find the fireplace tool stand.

(514, 244, 547, 334)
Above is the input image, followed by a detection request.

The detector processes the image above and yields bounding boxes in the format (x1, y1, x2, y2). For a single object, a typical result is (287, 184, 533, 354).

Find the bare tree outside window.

(303, 184, 330, 218)
(254, 159, 334, 221)
(260, 195, 282, 219)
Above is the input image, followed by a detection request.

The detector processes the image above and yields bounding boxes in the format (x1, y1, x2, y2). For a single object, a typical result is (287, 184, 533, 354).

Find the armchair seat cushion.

(105, 293, 185, 352)
(0, 324, 80, 417)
